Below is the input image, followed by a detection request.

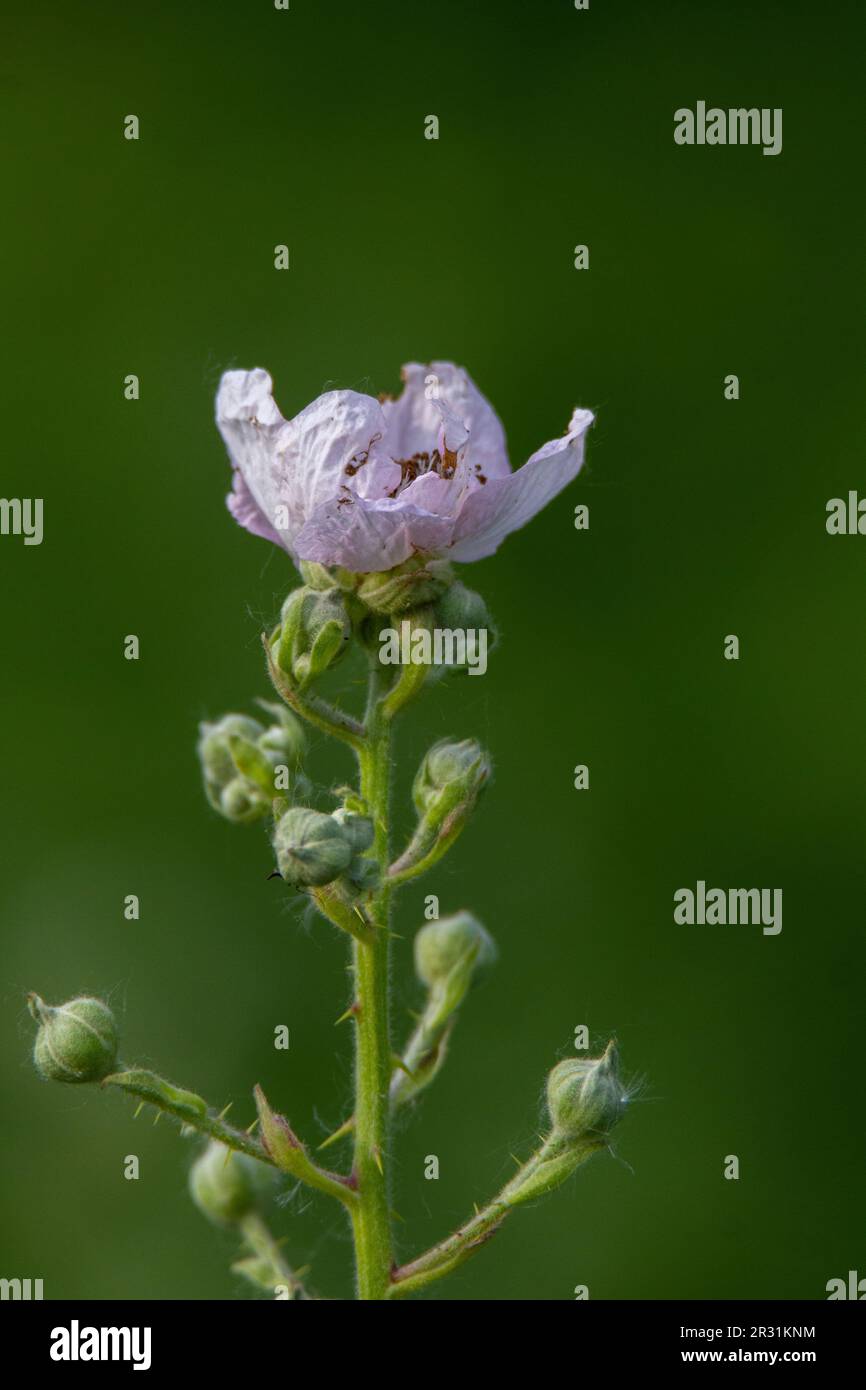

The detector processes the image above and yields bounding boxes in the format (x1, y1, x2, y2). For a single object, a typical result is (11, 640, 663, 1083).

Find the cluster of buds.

(198, 706, 306, 823)
(273, 799, 376, 896)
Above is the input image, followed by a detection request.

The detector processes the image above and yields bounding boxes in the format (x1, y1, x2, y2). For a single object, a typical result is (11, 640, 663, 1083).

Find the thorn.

(390, 1054, 413, 1077)
(133, 1102, 145, 1119)
(334, 1002, 360, 1025)
(217, 1102, 233, 1122)
(473, 1202, 481, 1216)
(222, 1146, 233, 1169)
(318, 1115, 355, 1151)
(509, 1153, 522, 1168)
(246, 1117, 260, 1136)
(372, 1145, 384, 1177)
(267, 869, 283, 880)
(152, 1111, 162, 1127)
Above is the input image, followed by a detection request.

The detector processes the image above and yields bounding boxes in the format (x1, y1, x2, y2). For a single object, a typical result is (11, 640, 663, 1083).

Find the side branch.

(388, 1134, 601, 1299)
(104, 1069, 358, 1209)
(262, 635, 365, 749)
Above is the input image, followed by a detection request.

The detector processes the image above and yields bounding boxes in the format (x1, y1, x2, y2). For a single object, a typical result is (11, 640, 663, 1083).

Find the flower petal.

(226, 467, 285, 548)
(217, 368, 293, 550)
(278, 389, 389, 520)
(217, 369, 388, 551)
(294, 494, 455, 572)
(383, 361, 510, 480)
(446, 408, 594, 562)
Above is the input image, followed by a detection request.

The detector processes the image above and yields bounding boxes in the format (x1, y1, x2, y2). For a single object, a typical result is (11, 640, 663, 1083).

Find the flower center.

(389, 447, 459, 496)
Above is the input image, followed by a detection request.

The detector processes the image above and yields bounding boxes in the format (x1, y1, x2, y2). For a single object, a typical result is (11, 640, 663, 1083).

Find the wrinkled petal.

(294, 494, 456, 572)
(226, 467, 285, 548)
(217, 370, 388, 551)
(447, 408, 594, 562)
(276, 389, 389, 521)
(217, 368, 295, 549)
(350, 455, 403, 501)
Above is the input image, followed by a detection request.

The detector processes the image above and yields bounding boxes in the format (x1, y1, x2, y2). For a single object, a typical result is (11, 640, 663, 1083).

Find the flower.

(216, 361, 593, 573)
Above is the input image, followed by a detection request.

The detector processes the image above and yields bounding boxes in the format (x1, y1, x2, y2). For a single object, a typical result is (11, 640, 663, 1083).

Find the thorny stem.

(349, 662, 395, 1299)
(388, 1134, 601, 1299)
(104, 1069, 356, 1208)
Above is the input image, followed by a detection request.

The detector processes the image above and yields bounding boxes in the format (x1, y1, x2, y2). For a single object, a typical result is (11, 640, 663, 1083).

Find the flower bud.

(28, 993, 118, 1084)
(546, 1042, 625, 1142)
(430, 582, 497, 676)
(198, 710, 304, 823)
(274, 585, 352, 688)
(356, 556, 453, 615)
(330, 806, 374, 854)
(273, 807, 354, 888)
(189, 1140, 270, 1227)
(255, 703, 306, 768)
(413, 737, 491, 819)
(415, 912, 497, 995)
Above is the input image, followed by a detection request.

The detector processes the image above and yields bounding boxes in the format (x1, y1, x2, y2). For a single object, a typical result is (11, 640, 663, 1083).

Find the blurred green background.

(2, 0, 864, 1300)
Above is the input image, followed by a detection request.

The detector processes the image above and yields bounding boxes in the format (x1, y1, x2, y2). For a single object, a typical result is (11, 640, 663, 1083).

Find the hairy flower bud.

(274, 585, 352, 688)
(198, 710, 305, 823)
(430, 582, 497, 676)
(413, 737, 491, 818)
(189, 1141, 270, 1227)
(546, 1042, 625, 1142)
(28, 993, 118, 1084)
(330, 807, 374, 854)
(415, 912, 497, 995)
(273, 807, 354, 888)
(356, 556, 453, 615)
(255, 703, 306, 767)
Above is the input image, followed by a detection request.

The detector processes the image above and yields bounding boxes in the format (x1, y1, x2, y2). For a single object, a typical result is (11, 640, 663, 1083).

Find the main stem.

(350, 665, 394, 1299)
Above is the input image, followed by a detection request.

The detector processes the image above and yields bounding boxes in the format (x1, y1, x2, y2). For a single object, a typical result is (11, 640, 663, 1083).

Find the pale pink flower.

(216, 361, 593, 572)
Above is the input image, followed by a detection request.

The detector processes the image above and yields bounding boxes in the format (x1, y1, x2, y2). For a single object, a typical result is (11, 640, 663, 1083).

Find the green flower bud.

(274, 586, 352, 689)
(198, 709, 305, 823)
(199, 713, 269, 823)
(415, 912, 497, 995)
(255, 703, 306, 768)
(430, 582, 497, 676)
(546, 1042, 625, 1142)
(330, 807, 375, 853)
(356, 556, 453, 615)
(189, 1140, 271, 1227)
(273, 807, 354, 888)
(413, 737, 491, 818)
(28, 994, 118, 1084)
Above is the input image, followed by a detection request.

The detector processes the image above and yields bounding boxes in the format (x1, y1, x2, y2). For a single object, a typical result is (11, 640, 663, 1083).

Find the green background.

(2, 0, 863, 1300)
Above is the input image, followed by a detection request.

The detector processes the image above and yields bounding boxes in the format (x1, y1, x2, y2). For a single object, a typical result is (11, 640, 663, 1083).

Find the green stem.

(388, 1134, 601, 1299)
(262, 634, 365, 749)
(349, 664, 395, 1299)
